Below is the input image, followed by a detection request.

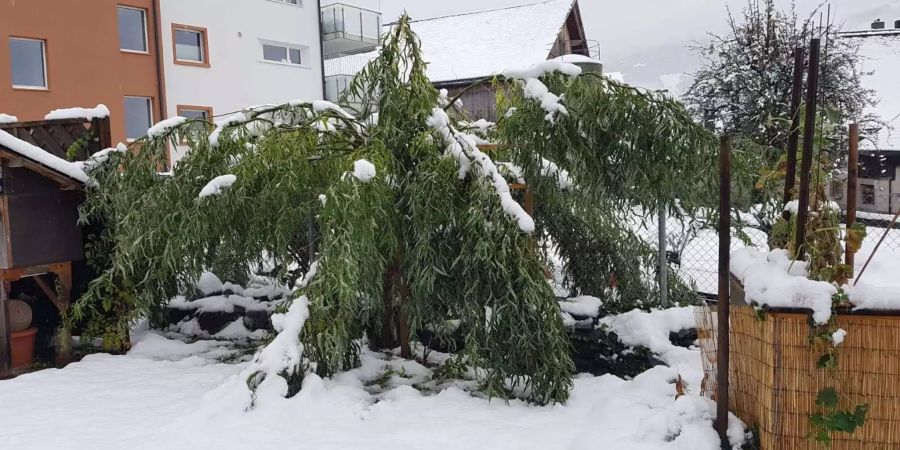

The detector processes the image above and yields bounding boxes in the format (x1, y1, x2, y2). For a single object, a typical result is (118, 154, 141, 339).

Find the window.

(176, 105, 213, 138)
(172, 24, 209, 66)
(124, 96, 153, 140)
(262, 43, 304, 65)
(861, 184, 875, 206)
(9, 37, 47, 89)
(118, 6, 148, 52)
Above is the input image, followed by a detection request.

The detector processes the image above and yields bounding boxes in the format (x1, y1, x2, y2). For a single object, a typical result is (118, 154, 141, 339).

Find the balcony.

(321, 3, 381, 57)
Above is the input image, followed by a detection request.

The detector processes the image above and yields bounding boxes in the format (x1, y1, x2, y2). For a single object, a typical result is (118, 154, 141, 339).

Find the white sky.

(336, 0, 898, 90)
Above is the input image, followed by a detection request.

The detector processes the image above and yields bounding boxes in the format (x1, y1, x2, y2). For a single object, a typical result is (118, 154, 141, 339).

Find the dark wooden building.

(0, 117, 110, 378)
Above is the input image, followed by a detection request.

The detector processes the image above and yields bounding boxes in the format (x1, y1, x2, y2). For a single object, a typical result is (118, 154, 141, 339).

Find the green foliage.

(809, 387, 869, 445)
(77, 15, 722, 405)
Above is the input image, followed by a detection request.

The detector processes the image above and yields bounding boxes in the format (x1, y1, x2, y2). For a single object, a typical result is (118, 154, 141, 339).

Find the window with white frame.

(124, 96, 153, 140)
(261, 42, 305, 66)
(9, 37, 47, 89)
(118, 6, 148, 52)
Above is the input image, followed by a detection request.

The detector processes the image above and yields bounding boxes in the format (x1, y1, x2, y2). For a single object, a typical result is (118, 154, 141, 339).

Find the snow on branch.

(44, 104, 110, 121)
(427, 108, 535, 234)
(199, 175, 237, 198)
(541, 158, 574, 190)
(501, 60, 581, 123)
(209, 114, 247, 147)
(148, 116, 187, 138)
(77, 143, 128, 173)
(352, 159, 377, 183)
(0, 113, 18, 124)
(501, 60, 582, 80)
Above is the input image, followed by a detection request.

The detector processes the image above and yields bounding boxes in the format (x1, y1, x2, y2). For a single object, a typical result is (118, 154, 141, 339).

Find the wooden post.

(716, 135, 732, 444)
(93, 116, 113, 154)
(0, 280, 10, 378)
(54, 262, 73, 365)
(783, 47, 805, 219)
(795, 38, 821, 260)
(846, 124, 859, 271)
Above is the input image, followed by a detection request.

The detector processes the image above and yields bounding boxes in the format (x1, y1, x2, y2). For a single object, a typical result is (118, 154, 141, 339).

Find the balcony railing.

(321, 3, 381, 56)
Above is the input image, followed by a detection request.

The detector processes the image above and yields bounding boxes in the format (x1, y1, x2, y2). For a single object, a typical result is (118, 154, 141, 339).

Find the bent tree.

(74, 16, 718, 405)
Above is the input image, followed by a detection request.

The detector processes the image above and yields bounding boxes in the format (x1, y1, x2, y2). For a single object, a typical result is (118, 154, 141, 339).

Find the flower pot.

(11, 327, 38, 370)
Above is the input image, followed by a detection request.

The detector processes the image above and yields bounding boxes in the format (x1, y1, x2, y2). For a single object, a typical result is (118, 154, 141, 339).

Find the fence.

(636, 208, 899, 301)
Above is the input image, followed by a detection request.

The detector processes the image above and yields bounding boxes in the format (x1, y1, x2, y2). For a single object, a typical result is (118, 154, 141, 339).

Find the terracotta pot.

(11, 327, 38, 370)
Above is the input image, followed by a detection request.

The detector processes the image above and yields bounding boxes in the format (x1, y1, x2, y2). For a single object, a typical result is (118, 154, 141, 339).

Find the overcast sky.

(338, 0, 898, 90)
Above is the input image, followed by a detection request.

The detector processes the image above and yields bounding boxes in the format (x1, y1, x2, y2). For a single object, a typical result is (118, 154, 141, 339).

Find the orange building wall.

(0, 0, 163, 145)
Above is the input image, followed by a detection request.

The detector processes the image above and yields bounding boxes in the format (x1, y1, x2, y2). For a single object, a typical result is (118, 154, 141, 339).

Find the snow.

(730, 248, 836, 324)
(325, 0, 578, 84)
(352, 159, 377, 183)
(44, 104, 110, 121)
(0, 113, 17, 124)
(0, 306, 746, 450)
(783, 199, 840, 214)
(523, 78, 569, 123)
(542, 158, 574, 190)
(0, 129, 89, 183)
(209, 113, 246, 147)
(197, 272, 224, 295)
(147, 116, 187, 138)
(601, 307, 700, 375)
(558, 295, 603, 317)
(76, 142, 128, 173)
(427, 108, 535, 233)
(199, 174, 237, 198)
(832, 329, 847, 346)
(552, 54, 603, 65)
(501, 59, 583, 80)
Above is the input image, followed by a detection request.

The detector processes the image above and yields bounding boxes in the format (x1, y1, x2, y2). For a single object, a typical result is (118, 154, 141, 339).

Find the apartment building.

(0, 0, 163, 145)
(1, 0, 330, 163)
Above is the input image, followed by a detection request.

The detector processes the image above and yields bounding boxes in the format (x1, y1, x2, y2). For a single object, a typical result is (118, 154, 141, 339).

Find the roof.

(325, 0, 578, 84)
(0, 129, 88, 185)
(841, 29, 900, 151)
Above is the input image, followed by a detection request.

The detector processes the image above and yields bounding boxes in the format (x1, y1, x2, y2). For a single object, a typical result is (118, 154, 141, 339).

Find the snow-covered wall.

(160, 0, 324, 162)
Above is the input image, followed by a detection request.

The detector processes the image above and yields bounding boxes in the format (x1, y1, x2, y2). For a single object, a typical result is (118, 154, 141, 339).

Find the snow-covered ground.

(0, 309, 744, 450)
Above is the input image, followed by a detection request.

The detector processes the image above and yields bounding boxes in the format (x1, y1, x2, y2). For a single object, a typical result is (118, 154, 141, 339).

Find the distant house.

(831, 20, 900, 215)
(324, 0, 599, 121)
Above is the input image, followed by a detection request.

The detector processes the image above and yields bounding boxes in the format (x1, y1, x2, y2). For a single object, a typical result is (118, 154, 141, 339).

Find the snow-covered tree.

(684, 0, 877, 159)
(74, 16, 718, 405)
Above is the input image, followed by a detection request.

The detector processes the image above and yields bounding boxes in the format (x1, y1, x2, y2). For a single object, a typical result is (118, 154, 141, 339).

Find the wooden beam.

(715, 135, 732, 444)
(795, 38, 821, 260)
(0, 281, 10, 378)
(32, 275, 63, 313)
(846, 123, 859, 272)
(783, 47, 805, 220)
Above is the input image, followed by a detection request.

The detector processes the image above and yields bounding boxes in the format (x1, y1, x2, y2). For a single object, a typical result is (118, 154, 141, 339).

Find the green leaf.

(816, 388, 839, 409)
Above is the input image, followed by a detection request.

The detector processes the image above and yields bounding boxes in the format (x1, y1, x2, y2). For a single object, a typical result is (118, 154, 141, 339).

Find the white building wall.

(159, 0, 324, 162)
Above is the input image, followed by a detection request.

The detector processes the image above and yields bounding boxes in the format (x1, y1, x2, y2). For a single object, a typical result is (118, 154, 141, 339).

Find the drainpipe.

(317, 0, 327, 100)
(152, 0, 168, 120)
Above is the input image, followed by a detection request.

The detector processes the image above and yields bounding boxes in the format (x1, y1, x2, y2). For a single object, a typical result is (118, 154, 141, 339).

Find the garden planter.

(11, 327, 38, 370)
(700, 281, 900, 450)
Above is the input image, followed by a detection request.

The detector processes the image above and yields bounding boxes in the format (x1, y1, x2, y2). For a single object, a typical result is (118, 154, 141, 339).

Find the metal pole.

(783, 47, 805, 219)
(716, 135, 732, 444)
(846, 123, 859, 271)
(658, 202, 668, 308)
(795, 38, 821, 260)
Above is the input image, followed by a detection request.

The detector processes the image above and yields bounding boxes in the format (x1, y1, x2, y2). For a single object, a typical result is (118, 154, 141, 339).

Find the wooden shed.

(0, 116, 110, 378)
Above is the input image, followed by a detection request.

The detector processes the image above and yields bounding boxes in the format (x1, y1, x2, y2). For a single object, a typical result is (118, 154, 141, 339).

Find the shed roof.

(326, 0, 578, 84)
(0, 129, 88, 186)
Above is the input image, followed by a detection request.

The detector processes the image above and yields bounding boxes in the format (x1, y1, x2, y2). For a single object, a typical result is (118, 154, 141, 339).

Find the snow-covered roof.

(325, 0, 578, 84)
(0, 129, 89, 183)
(843, 30, 900, 151)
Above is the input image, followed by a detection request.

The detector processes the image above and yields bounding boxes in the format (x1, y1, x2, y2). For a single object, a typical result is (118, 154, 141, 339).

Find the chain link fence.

(634, 209, 899, 300)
